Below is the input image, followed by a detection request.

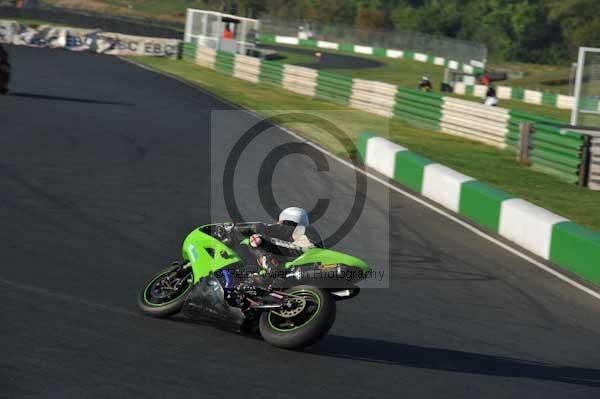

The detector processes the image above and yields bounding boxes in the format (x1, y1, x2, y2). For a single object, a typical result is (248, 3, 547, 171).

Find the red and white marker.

(250, 234, 262, 248)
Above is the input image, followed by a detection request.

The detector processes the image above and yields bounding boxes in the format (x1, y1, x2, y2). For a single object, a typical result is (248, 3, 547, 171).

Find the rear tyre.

(259, 286, 336, 350)
(137, 263, 193, 318)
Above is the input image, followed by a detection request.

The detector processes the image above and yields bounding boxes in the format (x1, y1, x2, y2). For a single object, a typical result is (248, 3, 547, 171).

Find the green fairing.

(182, 228, 241, 283)
(284, 248, 369, 271)
(182, 226, 369, 282)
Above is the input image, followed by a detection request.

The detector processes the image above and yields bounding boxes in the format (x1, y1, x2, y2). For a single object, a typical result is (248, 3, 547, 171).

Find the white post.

(571, 47, 586, 126)
(184, 9, 193, 42)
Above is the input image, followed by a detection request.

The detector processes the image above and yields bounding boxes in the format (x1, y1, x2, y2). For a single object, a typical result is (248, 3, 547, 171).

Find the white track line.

(122, 57, 600, 302)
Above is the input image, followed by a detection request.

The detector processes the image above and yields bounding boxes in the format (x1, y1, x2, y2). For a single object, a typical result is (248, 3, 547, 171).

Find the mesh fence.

(577, 50, 600, 127)
(259, 17, 487, 64)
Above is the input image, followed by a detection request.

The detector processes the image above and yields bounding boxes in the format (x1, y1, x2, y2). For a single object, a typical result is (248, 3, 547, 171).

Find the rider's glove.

(258, 254, 279, 274)
(250, 234, 262, 248)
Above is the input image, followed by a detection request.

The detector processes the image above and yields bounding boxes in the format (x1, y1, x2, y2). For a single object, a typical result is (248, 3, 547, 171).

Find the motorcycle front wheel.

(137, 263, 193, 318)
(259, 286, 336, 349)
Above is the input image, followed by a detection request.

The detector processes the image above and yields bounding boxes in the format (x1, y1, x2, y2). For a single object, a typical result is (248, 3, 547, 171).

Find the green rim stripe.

(143, 269, 194, 307)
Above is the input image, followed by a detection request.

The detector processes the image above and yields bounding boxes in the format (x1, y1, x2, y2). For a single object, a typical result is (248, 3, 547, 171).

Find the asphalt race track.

(2, 45, 600, 399)
(260, 43, 383, 69)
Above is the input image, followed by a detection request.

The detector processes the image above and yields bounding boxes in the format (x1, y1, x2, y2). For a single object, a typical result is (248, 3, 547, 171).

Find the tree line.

(205, 0, 600, 64)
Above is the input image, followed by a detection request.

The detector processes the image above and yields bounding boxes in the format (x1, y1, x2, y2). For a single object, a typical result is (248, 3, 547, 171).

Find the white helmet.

(278, 207, 309, 226)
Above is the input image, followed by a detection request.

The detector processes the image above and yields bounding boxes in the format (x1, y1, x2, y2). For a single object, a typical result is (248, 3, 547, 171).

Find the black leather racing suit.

(235, 222, 322, 273)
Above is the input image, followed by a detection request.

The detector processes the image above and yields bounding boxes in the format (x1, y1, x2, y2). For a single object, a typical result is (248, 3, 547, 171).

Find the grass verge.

(130, 56, 599, 231)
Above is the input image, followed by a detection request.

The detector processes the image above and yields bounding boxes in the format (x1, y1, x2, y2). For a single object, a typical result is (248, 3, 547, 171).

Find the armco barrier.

(393, 88, 442, 132)
(195, 45, 216, 69)
(440, 97, 509, 148)
(259, 33, 484, 75)
(357, 132, 600, 285)
(316, 71, 353, 106)
(234, 54, 261, 83)
(183, 43, 587, 186)
(591, 137, 600, 190)
(215, 51, 235, 75)
(453, 82, 600, 113)
(350, 79, 397, 118)
(282, 64, 318, 96)
(530, 124, 584, 183)
(259, 61, 284, 86)
(506, 110, 584, 183)
(181, 42, 197, 63)
(506, 110, 564, 149)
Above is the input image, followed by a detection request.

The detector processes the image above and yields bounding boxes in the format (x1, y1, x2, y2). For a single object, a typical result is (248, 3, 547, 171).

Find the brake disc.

(272, 297, 306, 318)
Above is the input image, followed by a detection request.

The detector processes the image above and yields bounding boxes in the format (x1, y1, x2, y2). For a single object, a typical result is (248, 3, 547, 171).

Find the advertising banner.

(0, 20, 180, 58)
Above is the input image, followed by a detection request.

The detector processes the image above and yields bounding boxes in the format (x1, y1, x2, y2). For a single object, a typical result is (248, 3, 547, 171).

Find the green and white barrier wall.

(181, 42, 588, 186)
(357, 132, 600, 286)
(591, 138, 600, 190)
(453, 82, 600, 112)
(506, 111, 584, 183)
(257, 33, 484, 75)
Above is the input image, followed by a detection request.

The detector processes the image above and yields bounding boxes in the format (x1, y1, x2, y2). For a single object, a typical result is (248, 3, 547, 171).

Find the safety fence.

(441, 97, 509, 149)
(350, 79, 397, 118)
(530, 124, 585, 183)
(181, 42, 595, 189)
(357, 132, 600, 286)
(591, 138, 600, 190)
(453, 82, 600, 113)
(257, 33, 483, 75)
(259, 17, 487, 66)
(506, 111, 585, 183)
(181, 41, 197, 63)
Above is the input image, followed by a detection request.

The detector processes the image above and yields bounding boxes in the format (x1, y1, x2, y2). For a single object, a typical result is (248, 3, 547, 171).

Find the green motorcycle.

(137, 222, 370, 349)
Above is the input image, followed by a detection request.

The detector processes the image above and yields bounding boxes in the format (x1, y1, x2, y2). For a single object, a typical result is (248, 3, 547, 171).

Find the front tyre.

(137, 263, 193, 318)
(259, 286, 336, 350)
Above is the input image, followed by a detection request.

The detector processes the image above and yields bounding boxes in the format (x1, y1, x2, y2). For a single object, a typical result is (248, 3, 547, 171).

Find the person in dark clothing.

(245, 207, 323, 273)
(0, 43, 10, 95)
(418, 76, 432, 92)
(486, 84, 497, 99)
(484, 84, 498, 106)
(221, 208, 322, 302)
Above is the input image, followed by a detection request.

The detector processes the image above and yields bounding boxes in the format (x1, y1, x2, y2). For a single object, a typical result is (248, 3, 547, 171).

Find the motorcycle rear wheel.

(137, 263, 193, 318)
(259, 286, 336, 349)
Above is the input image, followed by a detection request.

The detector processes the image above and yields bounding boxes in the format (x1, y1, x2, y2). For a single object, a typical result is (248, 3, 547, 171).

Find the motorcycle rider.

(248, 207, 323, 272)
(223, 207, 322, 304)
(418, 76, 433, 92)
(484, 84, 498, 106)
